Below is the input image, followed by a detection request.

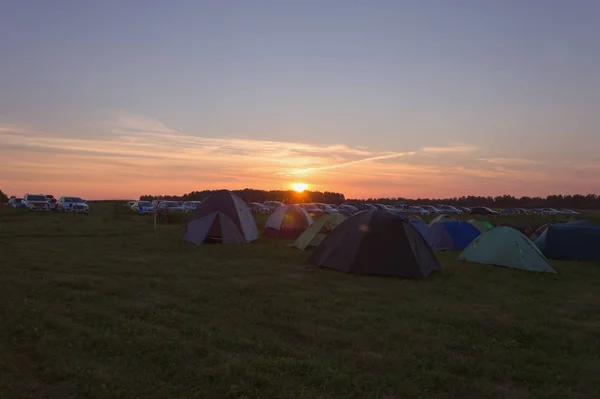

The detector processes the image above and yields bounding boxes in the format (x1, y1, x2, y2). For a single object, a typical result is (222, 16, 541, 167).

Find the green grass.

(1, 203, 600, 398)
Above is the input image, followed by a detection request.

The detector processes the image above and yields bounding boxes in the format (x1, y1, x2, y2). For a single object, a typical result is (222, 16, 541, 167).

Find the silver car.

(182, 201, 202, 212)
(23, 193, 51, 211)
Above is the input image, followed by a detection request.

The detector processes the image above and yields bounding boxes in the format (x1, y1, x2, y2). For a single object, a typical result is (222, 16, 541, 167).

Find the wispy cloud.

(2, 113, 599, 199)
(421, 144, 478, 154)
(289, 151, 417, 174)
(477, 157, 544, 166)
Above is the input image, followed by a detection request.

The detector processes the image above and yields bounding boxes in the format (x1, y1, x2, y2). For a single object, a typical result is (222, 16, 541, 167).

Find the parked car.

(560, 209, 580, 215)
(313, 203, 339, 213)
(542, 208, 560, 215)
(157, 201, 184, 213)
(404, 206, 430, 216)
(421, 205, 443, 214)
(470, 206, 498, 216)
(263, 201, 284, 210)
(336, 204, 358, 216)
(300, 203, 325, 215)
(373, 204, 394, 211)
(45, 194, 58, 210)
(57, 196, 89, 214)
(23, 193, 51, 211)
(8, 197, 25, 208)
(436, 205, 463, 215)
(247, 202, 270, 214)
(132, 201, 155, 215)
(126, 201, 136, 209)
(182, 201, 202, 213)
(354, 203, 376, 211)
(500, 208, 520, 216)
(461, 207, 471, 213)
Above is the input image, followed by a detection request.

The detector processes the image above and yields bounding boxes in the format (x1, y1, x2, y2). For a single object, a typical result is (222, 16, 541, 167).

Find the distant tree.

(0, 190, 8, 203)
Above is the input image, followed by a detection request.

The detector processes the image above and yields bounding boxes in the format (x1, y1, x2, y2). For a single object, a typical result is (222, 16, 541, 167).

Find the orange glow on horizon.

(2, 115, 600, 200)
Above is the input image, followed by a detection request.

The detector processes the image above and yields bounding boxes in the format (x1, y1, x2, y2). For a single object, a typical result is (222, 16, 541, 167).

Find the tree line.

(140, 188, 346, 205)
(3, 188, 599, 209)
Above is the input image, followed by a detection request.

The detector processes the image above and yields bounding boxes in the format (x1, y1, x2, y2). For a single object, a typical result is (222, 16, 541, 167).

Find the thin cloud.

(421, 145, 478, 154)
(290, 151, 417, 174)
(3, 114, 599, 199)
(478, 157, 543, 165)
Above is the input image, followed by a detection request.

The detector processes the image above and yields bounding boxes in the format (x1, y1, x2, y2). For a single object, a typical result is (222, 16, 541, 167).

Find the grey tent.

(308, 209, 440, 278)
(183, 190, 258, 244)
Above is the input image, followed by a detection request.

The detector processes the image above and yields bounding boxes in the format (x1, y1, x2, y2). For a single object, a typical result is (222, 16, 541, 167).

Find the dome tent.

(467, 219, 493, 233)
(183, 190, 258, 244)
(458, 227, 556, 273)
(535, 224, 600, 261)
(293, 212, 347, 250)
(308, 210, 440, 278)
(428, 214, 456, 226)
(264, 205, 313, 238)
(426, 221, 480, 251)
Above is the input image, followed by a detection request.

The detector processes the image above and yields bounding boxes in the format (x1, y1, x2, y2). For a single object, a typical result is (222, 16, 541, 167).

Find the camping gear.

(293, 213, 347, 249)
(468, 219, 493, 233)
(428, 214, 456, 226)
(535, 224, 600, 261)
(426, 221, 480, 251)
(308, 209, 440, 278)
(183, 190, 258, 244)
(264, 205, 313, 238)
(458, 227, 556, 273)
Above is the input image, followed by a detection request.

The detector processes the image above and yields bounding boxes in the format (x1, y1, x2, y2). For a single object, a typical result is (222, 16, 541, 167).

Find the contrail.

(289, 151, 416, 175)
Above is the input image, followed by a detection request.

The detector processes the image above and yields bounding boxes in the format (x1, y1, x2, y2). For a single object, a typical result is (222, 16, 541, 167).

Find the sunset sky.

(1, 1, 599, 200)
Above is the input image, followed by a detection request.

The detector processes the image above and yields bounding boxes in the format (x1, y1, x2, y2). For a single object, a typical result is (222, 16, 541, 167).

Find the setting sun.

(292, 183, 308, 193)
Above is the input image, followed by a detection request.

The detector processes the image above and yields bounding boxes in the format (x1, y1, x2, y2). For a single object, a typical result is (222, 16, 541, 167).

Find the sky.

(1, 0, 599, 200)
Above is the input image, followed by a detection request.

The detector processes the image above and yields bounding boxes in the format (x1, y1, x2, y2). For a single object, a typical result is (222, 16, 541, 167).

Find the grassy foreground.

(1, 203, 600, 398)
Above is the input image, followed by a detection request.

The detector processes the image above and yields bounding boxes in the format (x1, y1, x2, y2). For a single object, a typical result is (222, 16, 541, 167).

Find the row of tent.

(183, 190, 600, 278)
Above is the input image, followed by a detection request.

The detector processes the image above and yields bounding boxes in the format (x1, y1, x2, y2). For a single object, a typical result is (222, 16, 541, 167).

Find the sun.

(292, 183, 308, 193)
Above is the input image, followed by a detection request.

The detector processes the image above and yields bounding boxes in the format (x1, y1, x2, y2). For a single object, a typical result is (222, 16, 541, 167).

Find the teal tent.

(458, 227, 556, 273)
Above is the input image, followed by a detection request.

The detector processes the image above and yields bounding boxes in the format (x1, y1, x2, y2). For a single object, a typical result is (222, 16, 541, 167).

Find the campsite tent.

(458, 227, 556, 273)
(428, 214, 456, 226)
(468, 219, 493, 233)
(293, 213, 347, 250)
(264, 205, 313, 238)
(534, 224, 600, 261)
(407, 216, 429, 237)
(308, 209, 440, 278)
(382, 210, 428, 236)
(183, 190, 258, 244)
(425, 221, 480, 251)
(531, 220, 595, 241)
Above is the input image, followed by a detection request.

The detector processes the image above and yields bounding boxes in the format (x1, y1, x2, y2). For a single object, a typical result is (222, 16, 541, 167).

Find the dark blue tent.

(566, 220, 595, 227)
(387, 210, 428, 237)
(407, 217, 429, 237)
(535, 224, 600, 261)
(425, 221, 481, 251)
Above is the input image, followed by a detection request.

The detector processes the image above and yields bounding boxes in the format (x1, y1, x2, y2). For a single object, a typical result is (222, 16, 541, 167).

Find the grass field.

(1, 203, 600, 398)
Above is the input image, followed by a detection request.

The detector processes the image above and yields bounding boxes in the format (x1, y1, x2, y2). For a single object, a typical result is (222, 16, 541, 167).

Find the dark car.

(355, 203, 377, 211)
(470, 206, 498, 216)
(337, 204, 359, 216)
